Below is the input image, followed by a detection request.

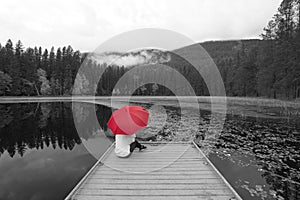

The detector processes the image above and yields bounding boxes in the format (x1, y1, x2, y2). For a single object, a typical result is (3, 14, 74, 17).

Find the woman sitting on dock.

(115, 133, 147, 158)
(107, 105, 150, 158)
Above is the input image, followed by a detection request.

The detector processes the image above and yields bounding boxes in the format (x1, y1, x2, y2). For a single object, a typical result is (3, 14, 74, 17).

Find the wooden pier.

(65, 142, 242, 200)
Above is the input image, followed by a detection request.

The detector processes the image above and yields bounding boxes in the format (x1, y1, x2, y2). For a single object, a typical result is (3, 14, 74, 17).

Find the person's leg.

(130, 140, 147, 152)
(135, 140, 147, 151)
(130, 141, 137, 152)
(134, 140, 142, 148)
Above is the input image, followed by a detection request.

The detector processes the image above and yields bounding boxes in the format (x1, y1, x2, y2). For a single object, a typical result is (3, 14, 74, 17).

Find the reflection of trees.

(0, 103, 82, 157)
(72, 102, 114, 141)
(39, 103, 51, 128)
(0, 102, 118, 157)
(95, 104, 113, 132)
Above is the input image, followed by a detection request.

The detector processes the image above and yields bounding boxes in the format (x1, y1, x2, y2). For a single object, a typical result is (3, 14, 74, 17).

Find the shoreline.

(0, 95, 299, 103)
(1, 96, 299, 118)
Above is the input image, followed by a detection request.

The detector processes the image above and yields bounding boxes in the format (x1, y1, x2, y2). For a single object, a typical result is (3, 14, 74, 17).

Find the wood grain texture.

(65, 142, 241, 200)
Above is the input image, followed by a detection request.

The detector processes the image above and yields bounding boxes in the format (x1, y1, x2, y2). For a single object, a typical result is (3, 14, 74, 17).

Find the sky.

(0, 0, 282, 52)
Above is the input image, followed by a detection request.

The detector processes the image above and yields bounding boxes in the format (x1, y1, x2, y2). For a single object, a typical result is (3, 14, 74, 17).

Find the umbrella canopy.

(107, 106, 149, 135)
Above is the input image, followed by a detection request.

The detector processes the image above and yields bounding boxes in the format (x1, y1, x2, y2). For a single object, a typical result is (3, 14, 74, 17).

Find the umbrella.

(107, 105, 149, 135)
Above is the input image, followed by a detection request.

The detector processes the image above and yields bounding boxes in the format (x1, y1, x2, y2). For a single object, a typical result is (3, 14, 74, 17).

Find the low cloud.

(90, 49, 171, 67)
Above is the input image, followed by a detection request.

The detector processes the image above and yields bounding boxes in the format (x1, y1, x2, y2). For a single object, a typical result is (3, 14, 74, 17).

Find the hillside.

(200, 39, 262, 60)
(0, 38, 298, 99)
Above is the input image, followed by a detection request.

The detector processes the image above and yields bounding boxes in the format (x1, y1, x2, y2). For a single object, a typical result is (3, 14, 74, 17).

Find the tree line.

(217, 0, 300, 99)
(0, 40, 82, 96)
(0, 0, 299, 99)
(260, 0, 300, 99)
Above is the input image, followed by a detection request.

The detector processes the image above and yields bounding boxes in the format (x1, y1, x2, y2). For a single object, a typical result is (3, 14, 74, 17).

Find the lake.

(0, 100, 299, 200)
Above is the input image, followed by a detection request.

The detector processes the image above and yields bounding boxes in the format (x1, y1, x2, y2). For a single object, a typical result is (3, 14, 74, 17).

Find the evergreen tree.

(15, 40, 23, 58)
(42, 49, 49, 70)
(261, 0, 300, 99)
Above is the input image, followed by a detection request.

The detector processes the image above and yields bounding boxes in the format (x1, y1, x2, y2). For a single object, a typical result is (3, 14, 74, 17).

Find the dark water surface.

(210, 114, 300, 200)
(0, 102, 299, 200)
(0, 102, 113, 200)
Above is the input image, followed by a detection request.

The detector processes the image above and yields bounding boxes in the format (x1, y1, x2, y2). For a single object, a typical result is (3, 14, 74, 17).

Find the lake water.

(0, 101, 299, 200)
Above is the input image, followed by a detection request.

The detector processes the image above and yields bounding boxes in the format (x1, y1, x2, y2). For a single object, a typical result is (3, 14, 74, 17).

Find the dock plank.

(85, 178, 225, 185)
(73, 195, 237, 200)
(65, 142, 241, 200)
(76, 188, 233, 196)
(81, 184, 229, 190)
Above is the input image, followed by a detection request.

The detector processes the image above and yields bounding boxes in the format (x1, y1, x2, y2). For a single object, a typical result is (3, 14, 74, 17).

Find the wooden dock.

(65, 142, 242, 200)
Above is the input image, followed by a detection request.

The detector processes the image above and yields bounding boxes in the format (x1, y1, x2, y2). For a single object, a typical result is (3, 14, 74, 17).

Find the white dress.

(115, 134, 136, 157)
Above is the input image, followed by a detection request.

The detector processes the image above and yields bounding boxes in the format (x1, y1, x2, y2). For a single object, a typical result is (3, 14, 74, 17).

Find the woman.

(115, 133, 147, 158)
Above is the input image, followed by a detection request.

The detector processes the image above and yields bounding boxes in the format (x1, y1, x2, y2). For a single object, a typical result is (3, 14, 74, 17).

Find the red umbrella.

(107, 106, 149, 135)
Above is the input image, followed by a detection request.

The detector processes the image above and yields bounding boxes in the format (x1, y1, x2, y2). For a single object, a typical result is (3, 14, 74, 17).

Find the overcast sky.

(0, 0, 281, 51)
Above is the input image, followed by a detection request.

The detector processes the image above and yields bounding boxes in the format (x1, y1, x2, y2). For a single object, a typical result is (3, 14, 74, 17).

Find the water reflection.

(0, 103, 81, 157)
(0, 102, 116, 158)
(72, 102, 114, 141)
(0, 101, 299, 200)
(0, 102, 115, 200)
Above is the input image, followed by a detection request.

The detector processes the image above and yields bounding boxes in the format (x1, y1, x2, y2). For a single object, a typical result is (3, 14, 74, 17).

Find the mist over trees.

(0, 0, 299, 99)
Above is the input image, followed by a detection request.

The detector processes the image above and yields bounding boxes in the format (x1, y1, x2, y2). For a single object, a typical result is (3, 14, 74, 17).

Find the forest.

(0, 0, 299, 99)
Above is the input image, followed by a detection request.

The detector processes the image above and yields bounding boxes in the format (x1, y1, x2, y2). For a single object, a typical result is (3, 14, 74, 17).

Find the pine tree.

(261, 0, 300, 99)
(53, 48, 62, 95)
(4, 40, 22, 95)
(48, 47, 55, 93)
(63, 45, 74, 95)
(42, 49, 49, 75)
(15, 40, 23, 58)
(22, 47, 39, 95)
